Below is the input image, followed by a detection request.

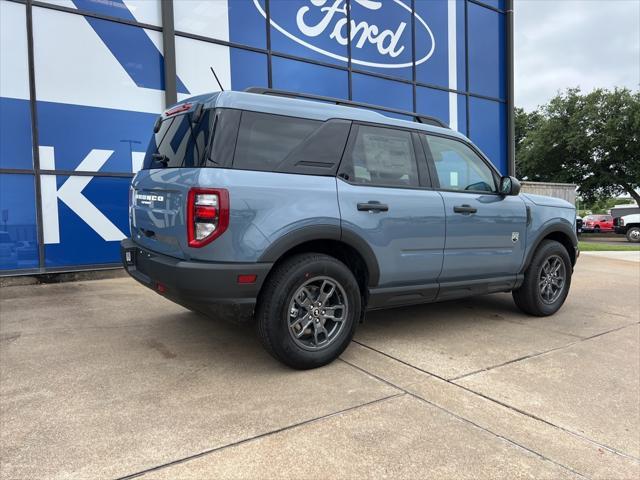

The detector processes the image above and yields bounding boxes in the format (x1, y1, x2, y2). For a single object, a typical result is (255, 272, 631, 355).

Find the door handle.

(453, 204, 477, 214)
(357, 201, 389, 212)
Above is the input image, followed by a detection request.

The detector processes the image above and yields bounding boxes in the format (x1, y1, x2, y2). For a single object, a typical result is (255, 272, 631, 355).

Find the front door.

(422, 134, 527, 288)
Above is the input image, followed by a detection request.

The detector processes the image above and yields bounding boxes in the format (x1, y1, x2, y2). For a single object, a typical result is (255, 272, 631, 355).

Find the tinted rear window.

(143, 108, 214, 169)
(233, 111, 320, 172)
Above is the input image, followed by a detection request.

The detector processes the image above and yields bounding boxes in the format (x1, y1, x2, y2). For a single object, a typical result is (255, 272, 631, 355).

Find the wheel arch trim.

(522, 222, 578, 272)
(258, 224, 380, 287)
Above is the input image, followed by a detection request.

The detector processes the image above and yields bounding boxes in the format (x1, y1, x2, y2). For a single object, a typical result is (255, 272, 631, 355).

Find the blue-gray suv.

(121, 88, 579, 369)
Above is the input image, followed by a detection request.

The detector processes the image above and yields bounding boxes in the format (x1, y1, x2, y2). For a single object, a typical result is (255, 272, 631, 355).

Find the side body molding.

(258, 224, 381, 287)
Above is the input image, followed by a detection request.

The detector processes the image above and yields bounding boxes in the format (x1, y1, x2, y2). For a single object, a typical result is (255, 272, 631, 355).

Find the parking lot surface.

(1, 255, 639, 479)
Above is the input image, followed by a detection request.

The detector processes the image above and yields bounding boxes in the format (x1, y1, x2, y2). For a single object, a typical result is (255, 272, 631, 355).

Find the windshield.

(142, 107, 215, 169)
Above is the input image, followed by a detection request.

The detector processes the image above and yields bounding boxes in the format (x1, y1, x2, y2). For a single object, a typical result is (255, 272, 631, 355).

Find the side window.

(426, 135, 497, 193)
(341, 125, 419, 188)
(233, 111, 320, 171)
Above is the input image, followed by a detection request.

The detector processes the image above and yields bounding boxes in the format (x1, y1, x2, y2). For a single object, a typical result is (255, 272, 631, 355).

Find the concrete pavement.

(1, 254, 638, 479)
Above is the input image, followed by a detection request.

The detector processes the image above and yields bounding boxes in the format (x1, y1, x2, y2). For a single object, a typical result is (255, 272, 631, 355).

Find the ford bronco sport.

(121, 88, 579, 369)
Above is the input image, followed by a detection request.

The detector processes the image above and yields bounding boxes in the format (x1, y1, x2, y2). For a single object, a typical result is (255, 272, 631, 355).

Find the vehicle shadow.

(363, 293, 524, 330)
(147, 293, 529, 373)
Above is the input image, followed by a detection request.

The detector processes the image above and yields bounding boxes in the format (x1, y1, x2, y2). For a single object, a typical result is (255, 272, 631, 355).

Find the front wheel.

(626, 227, 640, 243)
(513, 240, 572, 316)
(256, 253, 361, 369)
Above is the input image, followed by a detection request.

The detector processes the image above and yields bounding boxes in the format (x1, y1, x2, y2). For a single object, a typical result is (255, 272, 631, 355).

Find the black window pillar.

(161, 0, 177, 107)
(506, 0, 515, 176)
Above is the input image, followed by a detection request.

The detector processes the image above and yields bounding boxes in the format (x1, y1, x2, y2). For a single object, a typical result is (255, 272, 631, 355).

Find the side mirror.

(499, 176, 521, 196)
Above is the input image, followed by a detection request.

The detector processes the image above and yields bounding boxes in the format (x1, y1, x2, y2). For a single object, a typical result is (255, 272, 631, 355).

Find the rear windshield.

(142, 108, 215, 169)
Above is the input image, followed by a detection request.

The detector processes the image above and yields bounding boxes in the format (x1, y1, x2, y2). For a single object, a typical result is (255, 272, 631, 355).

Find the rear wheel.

(256, 253, 361, 369)
(594, 225, 601, 233)
(626, 227, 640, 243)
(513, 240, 572, 316)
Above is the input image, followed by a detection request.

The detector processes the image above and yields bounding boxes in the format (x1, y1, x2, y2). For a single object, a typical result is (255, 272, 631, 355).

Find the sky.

(514, 0, 640, 111)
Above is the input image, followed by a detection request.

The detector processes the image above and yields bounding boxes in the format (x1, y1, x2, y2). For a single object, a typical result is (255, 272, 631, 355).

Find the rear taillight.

(620, 218, 625, 226)
(187, 188, 229, 247)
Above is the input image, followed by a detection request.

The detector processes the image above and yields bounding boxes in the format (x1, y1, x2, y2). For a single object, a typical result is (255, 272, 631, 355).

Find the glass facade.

(0, 0, 511, 273)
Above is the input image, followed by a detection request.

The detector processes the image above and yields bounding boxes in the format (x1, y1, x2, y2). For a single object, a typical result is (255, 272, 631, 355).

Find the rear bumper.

(120, 238, 272, 324)
(615, 226, 628, 234)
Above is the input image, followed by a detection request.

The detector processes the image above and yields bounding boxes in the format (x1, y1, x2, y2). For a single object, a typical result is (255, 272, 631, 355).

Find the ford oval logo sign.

(253, 0, 435, 69)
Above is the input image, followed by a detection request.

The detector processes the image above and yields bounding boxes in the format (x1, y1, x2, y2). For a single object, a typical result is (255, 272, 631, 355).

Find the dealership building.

(0, 0, 513, 274)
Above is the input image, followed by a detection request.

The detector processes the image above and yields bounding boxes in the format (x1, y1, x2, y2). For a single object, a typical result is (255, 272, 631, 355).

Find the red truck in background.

(582, 214, 614, 233)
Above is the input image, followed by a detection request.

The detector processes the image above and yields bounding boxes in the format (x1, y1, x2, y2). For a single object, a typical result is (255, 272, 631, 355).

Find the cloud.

(514, 0, 640, 111)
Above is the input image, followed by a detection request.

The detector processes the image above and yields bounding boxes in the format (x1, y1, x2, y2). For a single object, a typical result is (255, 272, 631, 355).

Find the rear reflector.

(237, 274, 257, 284)
(156, 282, 167, 294)
(195, 205, 217, 220)
(187, 188, 229, 248)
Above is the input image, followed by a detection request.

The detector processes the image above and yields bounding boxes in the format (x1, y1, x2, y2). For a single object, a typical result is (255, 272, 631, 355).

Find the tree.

(514, 106, 541, 160)
(516, 88, 640, 206)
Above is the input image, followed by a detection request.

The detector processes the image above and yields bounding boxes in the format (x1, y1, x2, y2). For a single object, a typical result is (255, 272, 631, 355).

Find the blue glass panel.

(0, 97, 32, 170)
(415, 87, 467, 135)
(37, 101, 157, 174)
(350, 0, 413, 80)
(267, 0, 348, 67)
(0, 174, 39, 271)
(44, 176, 130, 267)
(415, 1, 465, 91)
(457, 94, 468, 136)
(456, 0, 466, 92)
(351, 73, 413, 112)
(228, 0, 267, 48)
(468, 4, 505, 99)
(272, 57, 348, 99)
(416, 86, 449, 126)
(469, 97, 506, 173)
(415, 0, 447, 88)
(475, 0, 505, 10)
(230, 49, 268, 91)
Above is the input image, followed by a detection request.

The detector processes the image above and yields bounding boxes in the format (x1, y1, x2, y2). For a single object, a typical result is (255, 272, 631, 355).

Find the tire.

(513, 240, 572, 316)
(594, 225, 601, 233)
(626, 227, 640, 243)
(256, 253, 361, 370)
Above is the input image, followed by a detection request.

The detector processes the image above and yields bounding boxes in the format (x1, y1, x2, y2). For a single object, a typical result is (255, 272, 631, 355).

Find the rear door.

(422, 134, 527, 290)
(337, 124, 445, 300)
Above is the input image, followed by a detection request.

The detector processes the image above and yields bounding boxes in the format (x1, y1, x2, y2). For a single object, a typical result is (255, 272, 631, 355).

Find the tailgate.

(131, 168, 200, 259)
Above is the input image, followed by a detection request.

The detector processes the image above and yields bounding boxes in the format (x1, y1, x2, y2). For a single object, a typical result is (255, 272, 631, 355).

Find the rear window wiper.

(152, 153, 170, 167)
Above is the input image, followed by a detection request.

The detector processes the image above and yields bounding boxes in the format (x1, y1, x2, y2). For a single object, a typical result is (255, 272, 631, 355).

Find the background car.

(582, 214, 614, 233)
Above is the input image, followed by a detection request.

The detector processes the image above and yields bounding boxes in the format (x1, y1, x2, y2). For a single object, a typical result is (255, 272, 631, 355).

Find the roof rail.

(244, 87, 449, 129)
